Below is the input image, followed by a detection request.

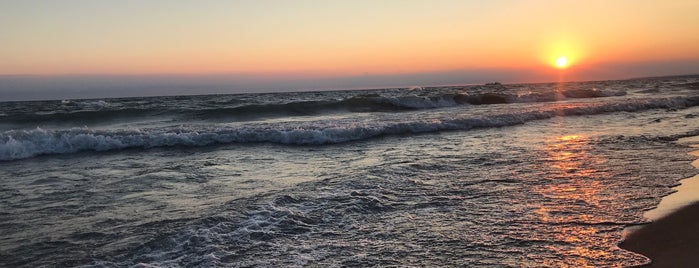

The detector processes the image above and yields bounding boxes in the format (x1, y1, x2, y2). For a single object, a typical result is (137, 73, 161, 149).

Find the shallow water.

(1, 76, 699, 267)
(643, 147, 699, 221)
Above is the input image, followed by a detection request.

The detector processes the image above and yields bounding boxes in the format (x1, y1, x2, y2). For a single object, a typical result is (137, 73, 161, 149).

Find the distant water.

(1, 76, 699, 267)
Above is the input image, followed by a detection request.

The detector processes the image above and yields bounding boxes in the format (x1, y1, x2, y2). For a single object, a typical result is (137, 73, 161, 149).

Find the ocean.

(1, 76, 699, 267)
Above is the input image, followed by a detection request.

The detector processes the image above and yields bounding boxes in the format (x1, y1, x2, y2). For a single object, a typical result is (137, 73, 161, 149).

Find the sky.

(1, 0, 698, 100)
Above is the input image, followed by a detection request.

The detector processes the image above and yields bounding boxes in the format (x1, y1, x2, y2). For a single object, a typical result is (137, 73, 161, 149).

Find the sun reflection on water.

(538, 134, 608, 206)
(529, 134, 618, 266)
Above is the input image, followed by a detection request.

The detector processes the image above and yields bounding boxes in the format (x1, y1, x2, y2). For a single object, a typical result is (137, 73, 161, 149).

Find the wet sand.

(620, 144, 699, 267)
(620, 202, 699, 267)
(644, 147, 699, 221)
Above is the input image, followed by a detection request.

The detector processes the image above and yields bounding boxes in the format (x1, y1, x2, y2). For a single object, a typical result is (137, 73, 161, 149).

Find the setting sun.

(555, 56, 569, 69)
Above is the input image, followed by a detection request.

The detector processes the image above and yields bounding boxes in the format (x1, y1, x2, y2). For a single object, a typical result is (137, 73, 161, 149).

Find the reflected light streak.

(530, 134, 613, 266)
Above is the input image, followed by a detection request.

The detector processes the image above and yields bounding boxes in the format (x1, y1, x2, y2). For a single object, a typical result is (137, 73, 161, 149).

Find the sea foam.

(1, 96, 696, 161)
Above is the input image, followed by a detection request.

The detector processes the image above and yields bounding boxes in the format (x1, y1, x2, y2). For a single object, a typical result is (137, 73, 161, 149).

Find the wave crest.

(1, 96, 696, 161)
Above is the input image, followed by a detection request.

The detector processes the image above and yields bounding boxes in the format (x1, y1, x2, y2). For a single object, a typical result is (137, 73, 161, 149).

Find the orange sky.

(1, 1, 698, 81)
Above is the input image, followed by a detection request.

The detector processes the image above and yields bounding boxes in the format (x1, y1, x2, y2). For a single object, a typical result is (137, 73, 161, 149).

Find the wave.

(61, 99, 113, 109)
(0, 88, 627, 125)
(0, 108, 167, 126)
(1, 96, 696, 161)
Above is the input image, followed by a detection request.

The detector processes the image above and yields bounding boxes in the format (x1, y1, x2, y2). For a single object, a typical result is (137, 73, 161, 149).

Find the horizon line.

(1, 72, 697, 103)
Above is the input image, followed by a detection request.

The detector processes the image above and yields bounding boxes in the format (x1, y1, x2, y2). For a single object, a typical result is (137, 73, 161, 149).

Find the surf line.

(619, 136, 699, 267)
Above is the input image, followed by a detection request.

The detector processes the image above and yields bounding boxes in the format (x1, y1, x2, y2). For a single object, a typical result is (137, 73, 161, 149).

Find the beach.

(2, 0, 699, 266)
(620, 146, 699, 267)
(621, 202, 699, 267)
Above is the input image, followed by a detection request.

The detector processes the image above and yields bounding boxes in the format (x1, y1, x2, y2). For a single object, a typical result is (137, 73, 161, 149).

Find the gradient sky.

(1, 0, 699, 99)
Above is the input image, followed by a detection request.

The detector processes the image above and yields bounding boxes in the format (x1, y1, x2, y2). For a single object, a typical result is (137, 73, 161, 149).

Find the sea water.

(1, 76, 699, 267)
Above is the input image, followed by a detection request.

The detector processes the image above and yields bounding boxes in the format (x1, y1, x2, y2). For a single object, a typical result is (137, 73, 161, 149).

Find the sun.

(555, 56, 569, 69)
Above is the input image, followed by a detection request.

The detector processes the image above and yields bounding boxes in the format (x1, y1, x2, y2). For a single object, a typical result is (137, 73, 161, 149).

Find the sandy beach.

(621, 146, 699, 267)
(620, 202, 699, 267)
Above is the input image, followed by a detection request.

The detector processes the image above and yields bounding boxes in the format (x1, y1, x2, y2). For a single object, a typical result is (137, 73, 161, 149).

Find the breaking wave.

(1, 96, 696, 161)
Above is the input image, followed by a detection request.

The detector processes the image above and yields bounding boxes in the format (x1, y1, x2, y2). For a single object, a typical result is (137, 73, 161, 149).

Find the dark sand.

(620, 201, 699, 267)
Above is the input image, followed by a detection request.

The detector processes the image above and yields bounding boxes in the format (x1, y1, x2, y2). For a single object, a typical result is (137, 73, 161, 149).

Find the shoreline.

(620, 137, 699, 267)
(620, 202, 699, 267)
(644, 148, 699, 221)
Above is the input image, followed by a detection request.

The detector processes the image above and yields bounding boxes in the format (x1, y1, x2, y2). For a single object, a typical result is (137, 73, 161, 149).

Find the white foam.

(1, 96, 696, 161)
(78, 100, 112, 109)
(379, 95, 458, 109)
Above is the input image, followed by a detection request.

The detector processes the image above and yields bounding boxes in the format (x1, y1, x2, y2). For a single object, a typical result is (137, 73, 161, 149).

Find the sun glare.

(555, 56, 569, 69)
